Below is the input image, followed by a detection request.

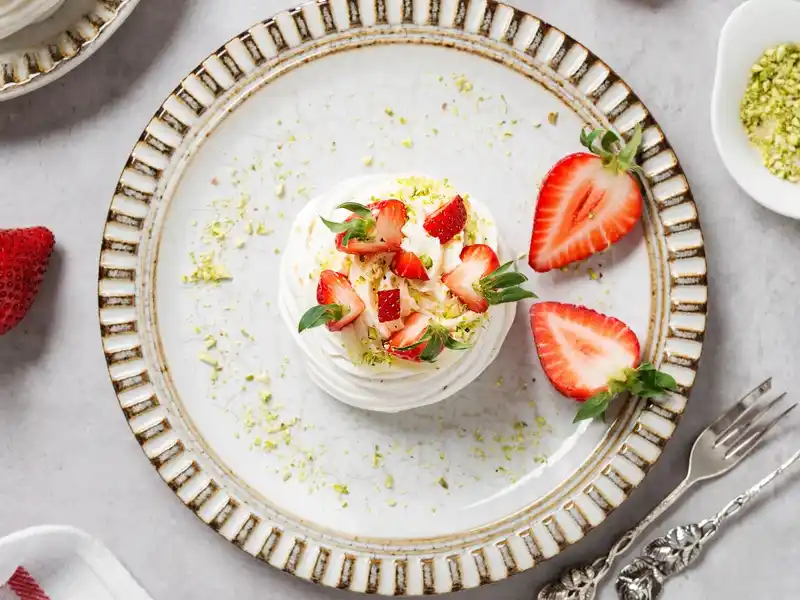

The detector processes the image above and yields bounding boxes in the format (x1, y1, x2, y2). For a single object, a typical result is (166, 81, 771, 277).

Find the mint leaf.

(298, 304, 344, 332)
(574, 392, 612, 423)
(336, 202, 372, 218)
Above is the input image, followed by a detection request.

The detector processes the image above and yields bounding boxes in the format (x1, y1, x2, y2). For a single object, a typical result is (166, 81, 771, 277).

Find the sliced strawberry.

(391, 250, 430, 281)
(529, 127, 644, 273)
(385, 312, 431, 362)
(370, 199, 406, 247)
(377, 289, 401, 322)
(442, 245, 499, 312)
(442, 244, 535, 313)
(530, 302, 676, 422)
(298, 270, 365, 332)
(327, 200, 406, 255)
(423, 195, 467, 244)
(0, 226, 55, 335)
(530, 302, 640, 399)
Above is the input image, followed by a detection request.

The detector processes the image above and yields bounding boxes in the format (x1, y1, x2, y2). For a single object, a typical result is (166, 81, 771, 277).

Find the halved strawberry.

(298, 270, 365, 332)
(530, 302, 677, 422)
(323, 200, 407, 255)
(391, 250, 429, 281)
(529, 127, 644, 273)
(442, 245, 535, 313)
(423, 195, 467, 244)
(385, 312, 432, 362)
(385, 312, 471, 363)
(377, 289, 401, 322)
(0, 226, 55, 335)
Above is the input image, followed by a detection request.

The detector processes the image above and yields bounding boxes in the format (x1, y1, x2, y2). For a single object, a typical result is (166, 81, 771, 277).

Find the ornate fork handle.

(616, 447, 800, 600)
(537, 477, 694, 600)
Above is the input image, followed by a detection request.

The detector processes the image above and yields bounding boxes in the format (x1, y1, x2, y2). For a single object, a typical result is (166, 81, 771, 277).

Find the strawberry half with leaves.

(386, 312, 471, 363)
(298, 270, 366, 332)
(0, 226, 55, 335)
(423, 195, 467, 244)
(530, 302, 677, 422)
(391, 250, 429, 280)
(442, 244, 536, 313)
(322, 200, 406, 255)
(529, 126, 644, 273)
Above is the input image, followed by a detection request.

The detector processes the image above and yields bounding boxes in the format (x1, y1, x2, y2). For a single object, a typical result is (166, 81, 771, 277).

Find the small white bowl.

(711, 0, 800, 219)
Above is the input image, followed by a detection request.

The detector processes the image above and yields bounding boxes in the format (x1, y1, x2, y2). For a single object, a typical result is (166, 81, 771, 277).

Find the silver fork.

(536, 378, 796, 600)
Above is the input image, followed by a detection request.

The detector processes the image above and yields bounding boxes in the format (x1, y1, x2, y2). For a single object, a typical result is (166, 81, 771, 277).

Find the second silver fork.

(536, 378, 796, 600)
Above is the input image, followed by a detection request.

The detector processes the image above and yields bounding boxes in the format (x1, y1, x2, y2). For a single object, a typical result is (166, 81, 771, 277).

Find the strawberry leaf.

(419, 333, 444, 363)
(479, 261, 537, 306)
(578, 124, 643, 175)
(337, 202, 373, 218)
(320, 203, 376, 245)
(298, 304, 345, 332)
(574, 391, 612, 423)
(395, 324, 472, 362)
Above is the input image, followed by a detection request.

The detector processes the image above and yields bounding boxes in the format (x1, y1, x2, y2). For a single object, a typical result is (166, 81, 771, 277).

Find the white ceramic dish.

(712, 0, 800, 219)
(98, 0, 707, 594)
(0, 525, 152, 600)
(0, 0, 65, 41)
(0, 0, 140, 101)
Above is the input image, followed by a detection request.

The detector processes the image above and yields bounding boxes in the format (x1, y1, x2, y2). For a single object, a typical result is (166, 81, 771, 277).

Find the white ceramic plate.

(98, 1, 707, 594)
(0, 0, 139, 101)
(712, 0, 800, 219)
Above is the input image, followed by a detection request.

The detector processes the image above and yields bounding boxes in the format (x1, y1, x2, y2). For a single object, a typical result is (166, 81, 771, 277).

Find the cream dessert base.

(279, 174, 515, 412)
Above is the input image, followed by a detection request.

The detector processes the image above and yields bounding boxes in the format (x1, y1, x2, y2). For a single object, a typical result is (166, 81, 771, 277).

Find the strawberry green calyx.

(579, 124, 644, 175)
(476, 261, 537, 306)
(320, 202, 375, 245)
(573, 362, 678, 423)
(394, 323, 471, 363)
(298, 303, 346, 333)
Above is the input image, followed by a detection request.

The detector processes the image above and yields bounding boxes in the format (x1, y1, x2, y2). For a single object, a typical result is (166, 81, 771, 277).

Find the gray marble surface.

(1, 0, 799, 598)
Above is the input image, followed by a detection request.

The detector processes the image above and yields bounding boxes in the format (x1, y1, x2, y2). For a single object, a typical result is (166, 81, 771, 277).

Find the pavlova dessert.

(279, 174, 535, 412)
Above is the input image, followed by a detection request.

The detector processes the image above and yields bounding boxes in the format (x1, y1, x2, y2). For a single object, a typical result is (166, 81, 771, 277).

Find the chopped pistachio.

(385, 474, 395, 489)
(401, 138, 413, 148)
(198, 352, 218, 366)
(437, 477, 449, 490)
(362, 155, 374, 166)
(741, 44, 800, 181)
(275, 182, 285, 197)
(399, 116, 407, 125)
(333, 483, 350, 495)
(548, 111, 559, 125)
(384, 107, 395, 117)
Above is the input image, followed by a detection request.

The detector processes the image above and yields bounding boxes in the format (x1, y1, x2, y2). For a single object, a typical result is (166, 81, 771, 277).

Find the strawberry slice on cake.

(442, 244, 536, 313)
(530, 302, 677, 422)
(529, 126, 644, 273)
(386, 312, 471, 363)
(322, 200, 406, 255)
(298, 270, 366, 332)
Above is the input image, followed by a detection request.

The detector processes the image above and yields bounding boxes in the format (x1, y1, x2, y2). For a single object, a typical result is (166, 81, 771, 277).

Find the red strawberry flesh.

(377, 289, 401, 323)
(423, 195, 467, 244)
(386, 312, 431, 362)
(441, 244, 500, 313)
(316, 270, 365, 331)
(391, 250, 429, 281)
(529, 154, 641, 273)
(335, 200, 406, 255)
(530, 301, 640, 400)
(0, 226, 55, 335)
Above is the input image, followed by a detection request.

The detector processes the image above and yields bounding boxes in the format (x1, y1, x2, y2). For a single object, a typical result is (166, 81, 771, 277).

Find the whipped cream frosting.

(279, 174, 515, 412)
(0, 0, 64, 40)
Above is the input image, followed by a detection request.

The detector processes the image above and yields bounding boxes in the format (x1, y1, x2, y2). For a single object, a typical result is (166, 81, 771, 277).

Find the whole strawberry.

(0, 227, 55, 335)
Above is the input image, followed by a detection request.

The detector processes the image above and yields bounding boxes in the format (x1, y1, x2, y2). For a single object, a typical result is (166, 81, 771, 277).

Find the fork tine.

(724, 402, 798, 459)
(710, 378, 772, 436)
(715, 392, 787, 448)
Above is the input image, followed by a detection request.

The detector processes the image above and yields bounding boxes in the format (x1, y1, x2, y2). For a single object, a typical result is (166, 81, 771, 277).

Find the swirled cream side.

(279, 174, 515, 412)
